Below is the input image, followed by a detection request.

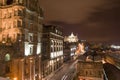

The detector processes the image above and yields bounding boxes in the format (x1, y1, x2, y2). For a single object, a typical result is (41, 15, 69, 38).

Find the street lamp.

(13, 77, 17, 80)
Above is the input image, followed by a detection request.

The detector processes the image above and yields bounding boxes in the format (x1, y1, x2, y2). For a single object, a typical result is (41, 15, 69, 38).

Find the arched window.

(5, 54, 10, 61)
(18, 10, 22, 16)
(13, 20, 17, 27)
(14, 10, 18, 16)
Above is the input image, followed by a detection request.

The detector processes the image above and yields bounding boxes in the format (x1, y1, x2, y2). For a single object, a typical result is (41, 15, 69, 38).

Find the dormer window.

(6, 0, 13, 5)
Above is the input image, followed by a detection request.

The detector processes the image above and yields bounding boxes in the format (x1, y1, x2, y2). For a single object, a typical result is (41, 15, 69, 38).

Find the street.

(44, 60, 77, 80)
(103, 63, 120, 80)
(44, 54, 120, 80)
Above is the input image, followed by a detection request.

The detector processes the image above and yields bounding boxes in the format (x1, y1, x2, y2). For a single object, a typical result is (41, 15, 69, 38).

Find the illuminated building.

(75, 43, 85, 56)
(0, 0, 43, 80)
(41, 25, 63, 78)
(64, 32, 78, 43)
(111, 45, 120, 50)
(64, 33, 79, 61)
(75, 61, 104, 80)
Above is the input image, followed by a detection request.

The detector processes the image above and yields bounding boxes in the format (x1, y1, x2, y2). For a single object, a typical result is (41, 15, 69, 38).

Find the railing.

(103, 69, 108, 80)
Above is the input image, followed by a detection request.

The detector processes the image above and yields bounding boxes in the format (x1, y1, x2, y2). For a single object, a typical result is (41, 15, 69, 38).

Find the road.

(61, 60, 77, 80)
(103, 63, 120, 80)
(45, 60, 77, 80)
(44, 53, 120, 80)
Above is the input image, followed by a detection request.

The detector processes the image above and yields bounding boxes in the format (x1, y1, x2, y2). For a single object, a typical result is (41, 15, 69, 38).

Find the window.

(6, 0, 13, 5)
(14, 10, 18, 16)
(29, 33, 33, 42)
(18, 20, 21, 27)
(19, 0, 23, 4)
(17, 33, 22, 41)
(2, 35, 6, 43)
(18, 10, 22, 16)
(30, 35, 33, 41)
(13, 20, 17, 27)
(39, 8, 44, 17)
(3, 24, 6, 28)
(4, 14, 7, 18)
(30, 47, 33, 54)
(8, 13, 12, 18)
(8, 22, 11, 29)
(51, 46, 54, 52)
(5, 65, 10, 73)
(5, 54, 10, 61)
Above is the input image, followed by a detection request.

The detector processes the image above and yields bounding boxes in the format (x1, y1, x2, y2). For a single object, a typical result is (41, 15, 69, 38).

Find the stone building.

(64, 32, 78, 43)
(0, 0, 43, 80)
(64, 33, 79, 62)
(41, 25, 64, 78)
(75, 61, 104, 80)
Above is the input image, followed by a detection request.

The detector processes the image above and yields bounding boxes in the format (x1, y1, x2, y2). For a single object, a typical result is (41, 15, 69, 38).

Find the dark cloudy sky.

(40, 0, 120, 42)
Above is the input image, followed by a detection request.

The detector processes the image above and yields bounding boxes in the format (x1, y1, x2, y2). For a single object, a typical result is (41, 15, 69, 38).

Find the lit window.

(29, 33, 33, 42)
(19, 0, 23, 4)
(5, 54, 10, 61)
(30, 46, 33, 55)
(51, 52, 54, 58)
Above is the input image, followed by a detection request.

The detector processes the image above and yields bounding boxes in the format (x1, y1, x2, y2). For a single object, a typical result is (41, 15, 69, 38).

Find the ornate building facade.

(41, 25, 63, 78)
(64, 32, 78, 43)
(0, 0, 43, 80)
(64, 33, 79, 61)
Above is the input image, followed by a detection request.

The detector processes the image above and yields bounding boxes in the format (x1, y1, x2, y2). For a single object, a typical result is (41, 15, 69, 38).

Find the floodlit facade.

(0, 0, 43, 80)
(64, 32, 78, 43)
(75, 43, 85, 55)
(41, 25, 64, 78)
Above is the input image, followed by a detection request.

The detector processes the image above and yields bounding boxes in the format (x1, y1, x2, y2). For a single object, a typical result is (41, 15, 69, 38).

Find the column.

(38, 56, 42, 80)
(19, 59, 24, 80)
(30, 58, 33, 80)
(32, 58, 36, 80)
(3, 0, 6, 5)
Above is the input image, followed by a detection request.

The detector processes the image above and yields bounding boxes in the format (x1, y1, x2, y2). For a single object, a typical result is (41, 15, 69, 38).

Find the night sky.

(40, 0, 120, 42)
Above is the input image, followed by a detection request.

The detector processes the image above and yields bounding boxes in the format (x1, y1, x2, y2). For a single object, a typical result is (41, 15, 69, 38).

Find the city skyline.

(40, 0, 120, 42)
(0, 0, 120, 80)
